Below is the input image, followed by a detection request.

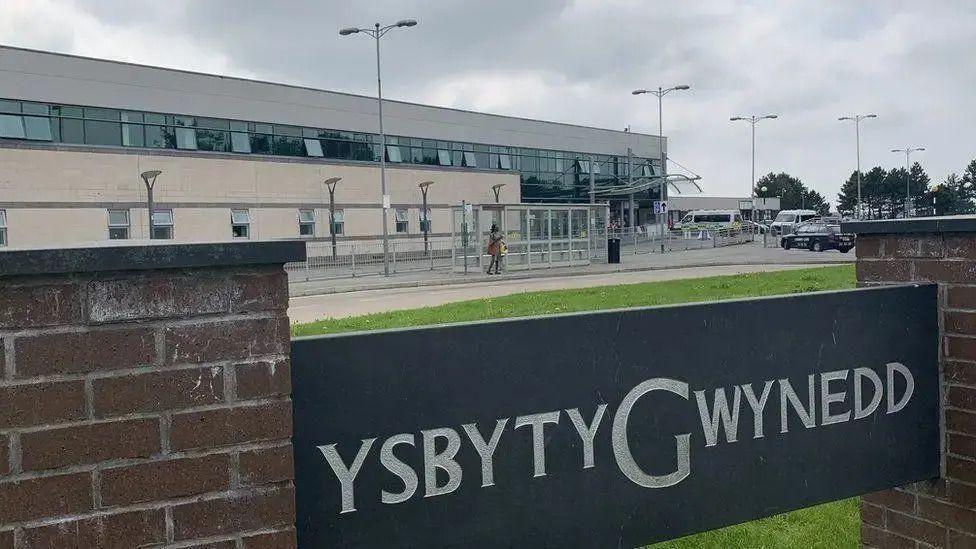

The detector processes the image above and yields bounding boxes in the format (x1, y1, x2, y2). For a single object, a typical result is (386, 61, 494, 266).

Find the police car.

(781, 222, 855, 252)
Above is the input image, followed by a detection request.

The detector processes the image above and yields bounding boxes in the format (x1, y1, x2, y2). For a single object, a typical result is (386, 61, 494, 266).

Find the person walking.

(486, 224, 504, 275)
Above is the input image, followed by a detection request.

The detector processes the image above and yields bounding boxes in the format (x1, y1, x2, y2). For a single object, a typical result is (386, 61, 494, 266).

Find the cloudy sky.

(2, 0, 974, 204)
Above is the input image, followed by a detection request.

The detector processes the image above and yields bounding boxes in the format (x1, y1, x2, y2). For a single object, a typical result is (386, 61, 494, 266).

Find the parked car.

(769, 209, 819, 236)
(781, 223, 855, 252)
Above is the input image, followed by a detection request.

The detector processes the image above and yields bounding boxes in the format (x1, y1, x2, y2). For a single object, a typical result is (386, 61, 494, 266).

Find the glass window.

(121, 122, 144, 147)
(230, 120, 248, 132)
(108, 209, 130, 240)
(231, 208, 251, 238)
(420, 208, 432, 232)
(175, 127, 198, 150)
(437, 149, 452, 166)
(251, 133, 272, 154)
(273, 135, 303, 156)
(299, 209, 315, 237)
(84, 120, 122, 146)
(395, 208, 409, 233)
(196, 117, 229, 130)
(121, 111, 144, 123)
(21, 117, 51, 140)
(85, 107, 120, 121)
(331, 209, 344, 235)
(274, 125, 302, 137)
(304, 138, 323, 157)
(0, 100, 19, 114)
(144, 113, 166, 124)
(231, 132, 251, 153)
(151, 209, 173, 240)
(386, 145, 403, 163)
(462, 151, 477, 167)
(144, 125, 173, 148)
(21, 103, 48, 115)
(498, 154, 512, 170)
(61, 118, 84, 143)
(0, 209, 6, 247)
(0, 115, 25, 138)
(197, 129, 229, 152)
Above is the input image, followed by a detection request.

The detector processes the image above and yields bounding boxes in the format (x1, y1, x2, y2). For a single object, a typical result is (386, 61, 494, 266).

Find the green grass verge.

(292, 264, 855, 337)
(291, 264, 860, 548)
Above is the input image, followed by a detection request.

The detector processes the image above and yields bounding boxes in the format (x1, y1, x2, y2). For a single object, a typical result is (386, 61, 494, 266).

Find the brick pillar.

(847, 217, 976, 548)
(0, 241, 304, 548)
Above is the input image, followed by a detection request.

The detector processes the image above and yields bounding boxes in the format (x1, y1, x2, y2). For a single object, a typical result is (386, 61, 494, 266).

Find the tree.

(837, 171, 859, 217)
(926, 169, 976, 216)
(754, 172, 826, 213)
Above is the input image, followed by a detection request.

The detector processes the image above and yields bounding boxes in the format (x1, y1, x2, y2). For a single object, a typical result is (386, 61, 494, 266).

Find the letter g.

(612, 378, 691, 488)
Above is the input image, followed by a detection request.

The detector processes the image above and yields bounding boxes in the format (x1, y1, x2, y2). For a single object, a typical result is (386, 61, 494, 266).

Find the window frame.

(299, 209, 315, 237)
(107, 209, 130, 240)
(0, 209, 6, 247)
(394, 208, 409, 233)
(231, 208, 251, 239)
(331, 209, 345, 235)
(151, 209, 174, 240)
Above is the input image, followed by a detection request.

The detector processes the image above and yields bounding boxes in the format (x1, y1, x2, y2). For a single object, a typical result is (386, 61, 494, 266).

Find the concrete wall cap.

(0, 240, 306, 277)
(842, 215, 976, 235)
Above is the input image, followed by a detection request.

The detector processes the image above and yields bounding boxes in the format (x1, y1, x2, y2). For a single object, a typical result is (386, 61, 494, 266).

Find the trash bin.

(607, 238, 621, 264)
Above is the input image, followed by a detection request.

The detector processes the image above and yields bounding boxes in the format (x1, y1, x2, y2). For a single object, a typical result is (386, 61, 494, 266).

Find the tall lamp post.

(891, 147, 925, 218)
(140, 170, 162, 239)
(323, 177, 342, 259)
(340, 18, 418, 276)
(730, 114, 778, 224)
(838, 114, 878, 219)
(418, 180, 433, 255)
(632, 85, 690, 251)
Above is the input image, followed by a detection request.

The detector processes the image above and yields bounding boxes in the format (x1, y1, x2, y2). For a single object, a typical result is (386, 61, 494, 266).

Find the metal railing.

(285, 238, 453, 281)
(604, 224, 758, 254)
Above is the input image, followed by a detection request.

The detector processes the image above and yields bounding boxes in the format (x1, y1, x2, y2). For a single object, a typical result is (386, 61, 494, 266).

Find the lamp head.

(764, 114, 778, 120)
(396, 19, 418, 27)
(140, 170, 162, 187)
(864, 114, 878, 119)
(632, 89, 647, 95)
(339, 27, 360, 36)
(323, 177, 342, 187)
(674, 85, 691, 90)
(838, 116, 852, 121)
(730, 116, 743, 121)
(418, 180, 434, 189)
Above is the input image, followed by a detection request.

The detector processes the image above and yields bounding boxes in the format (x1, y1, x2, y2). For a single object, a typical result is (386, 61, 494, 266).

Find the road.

(288, 262, 843, 323)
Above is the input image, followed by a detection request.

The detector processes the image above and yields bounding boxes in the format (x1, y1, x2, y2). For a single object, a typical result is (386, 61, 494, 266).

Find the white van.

(770, 209, 818, 236)
(673, 210, 742, 231)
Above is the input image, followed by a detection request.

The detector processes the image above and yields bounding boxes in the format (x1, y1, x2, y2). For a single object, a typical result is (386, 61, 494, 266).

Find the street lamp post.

(632, 85, 690, 252)
(491, 183, 506, 204)
(340, 19, 417, 276)
(418, 180, 433, 255)
(838, 114, 878, 219)
(140, 170, 162, 239)
(891, 147, 925, 218)
(730, 115, 778, 225)
(323, 177, 342, 259)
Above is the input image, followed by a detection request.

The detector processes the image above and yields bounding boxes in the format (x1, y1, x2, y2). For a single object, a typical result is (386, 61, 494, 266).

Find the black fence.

(291, 284, 939, 548)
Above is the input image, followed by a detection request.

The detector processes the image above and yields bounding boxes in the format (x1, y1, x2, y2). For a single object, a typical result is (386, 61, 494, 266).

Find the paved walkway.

(288, 262, 847, 323)
(288, 241, 852, 297)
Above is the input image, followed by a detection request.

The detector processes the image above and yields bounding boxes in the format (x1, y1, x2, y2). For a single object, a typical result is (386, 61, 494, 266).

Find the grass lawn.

(292, 264, 860, 548)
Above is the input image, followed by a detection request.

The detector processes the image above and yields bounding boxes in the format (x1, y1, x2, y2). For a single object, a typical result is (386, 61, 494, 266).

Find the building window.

(498, 154, 512, 170)
(0, 114, 26, 139)
(395, 208, 409, 233)
(304, 138, 323, 157)
(231, 209, 251, 238)
(151, 209, 174, 240)
(420, 208, 432, 233)
(107, 209, 130, 239)
(175, 127, 198, 150)
(386, 144, 403, 163)
(437, 149, 452, 166)
(462, 151, 477, 168)
(299, 209, 315, 237)
(331, 209, 344, 235)
(0, 209, 6, 246)
(231, 131, 251, 153)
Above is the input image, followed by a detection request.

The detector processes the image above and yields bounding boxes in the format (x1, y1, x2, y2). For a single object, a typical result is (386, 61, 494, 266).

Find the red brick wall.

(0, 265, 295, 548)
(856, 233, 976, 548)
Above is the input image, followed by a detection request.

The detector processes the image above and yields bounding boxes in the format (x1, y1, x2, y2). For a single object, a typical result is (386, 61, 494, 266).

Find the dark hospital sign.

(291, 284, 939, 548)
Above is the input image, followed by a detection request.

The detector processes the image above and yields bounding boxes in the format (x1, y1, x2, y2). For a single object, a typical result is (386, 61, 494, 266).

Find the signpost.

(291, 285, 939, 548)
